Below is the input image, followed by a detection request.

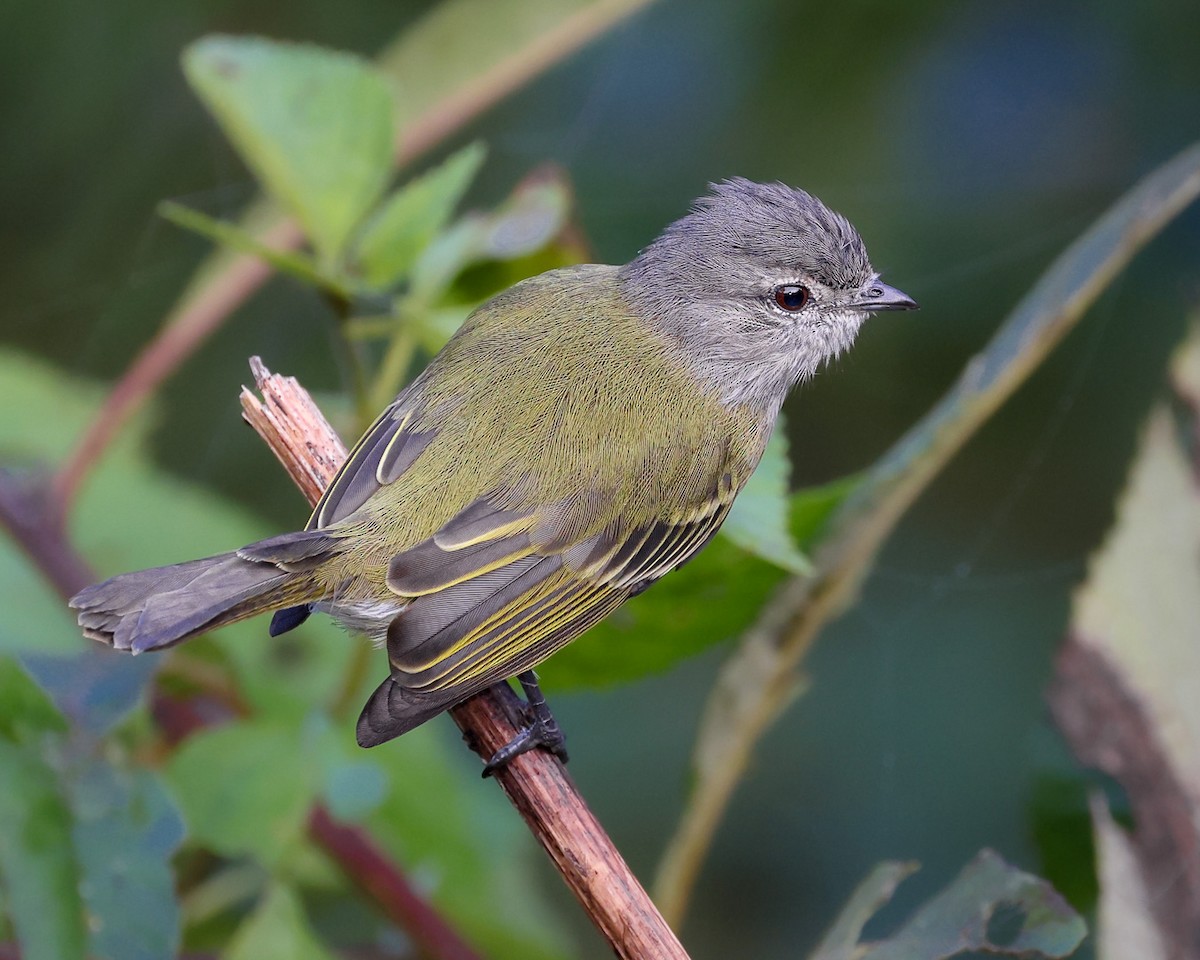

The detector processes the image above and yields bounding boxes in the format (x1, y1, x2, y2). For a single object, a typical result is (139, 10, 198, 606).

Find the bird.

(70, 178, 917, 769)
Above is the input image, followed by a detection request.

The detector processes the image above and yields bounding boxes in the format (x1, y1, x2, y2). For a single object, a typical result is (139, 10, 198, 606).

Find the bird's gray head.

(619, 178, 916, 411)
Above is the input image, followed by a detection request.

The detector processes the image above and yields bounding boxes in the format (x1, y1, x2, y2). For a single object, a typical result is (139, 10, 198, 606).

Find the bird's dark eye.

(773, 284, 810, 311)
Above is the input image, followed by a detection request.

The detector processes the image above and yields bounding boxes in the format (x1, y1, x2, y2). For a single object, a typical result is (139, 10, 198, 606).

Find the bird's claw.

(481, 671, 569, 776)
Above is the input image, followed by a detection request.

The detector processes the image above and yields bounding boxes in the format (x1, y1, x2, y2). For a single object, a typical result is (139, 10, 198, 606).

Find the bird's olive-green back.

(311, 264, 771, 600)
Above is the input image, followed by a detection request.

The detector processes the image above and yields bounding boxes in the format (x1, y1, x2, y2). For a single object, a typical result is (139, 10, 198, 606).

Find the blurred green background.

(2, 0, 1198, 956)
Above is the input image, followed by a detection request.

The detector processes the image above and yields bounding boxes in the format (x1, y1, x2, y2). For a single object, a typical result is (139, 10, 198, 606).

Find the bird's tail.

(70, 529, 342, 653)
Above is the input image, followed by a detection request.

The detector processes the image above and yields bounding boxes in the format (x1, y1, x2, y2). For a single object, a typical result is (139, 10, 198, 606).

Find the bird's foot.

(482, 671, 569, 776)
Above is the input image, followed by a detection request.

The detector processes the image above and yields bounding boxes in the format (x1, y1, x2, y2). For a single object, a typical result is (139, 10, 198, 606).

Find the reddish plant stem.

(50, 218, 302, 519)
(0, 469, 94, 594)
(308, 808, 484, 960)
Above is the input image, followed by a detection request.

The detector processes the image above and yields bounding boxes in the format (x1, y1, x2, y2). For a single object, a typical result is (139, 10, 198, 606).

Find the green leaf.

(410, 173, 572, 303)
(354, 141, 488, 289)
(810, 861, 919, 960)
(377, 0, 655, 140)
(321, 761, 387, 822)
(0, 739, 86, 960)
(1029, 769, 1099, 917)
(211, 615, 354, 726)
(158, 201, 346, 298)
(68, 759, 184, 960)
(20, 650, 156, 736)
(791, 473, 862, 551)
(860, 850, 1086, 960)
(0, 535, 80, 656)
(0, 656, 66, 739)
(722, 419, 811, 574)
(183, 36, 394, 265)
(226, 883, 336, 960)
(166, 720, 317, 865)
(811, 853, 1085, 960)
(136, 0, 654, 458)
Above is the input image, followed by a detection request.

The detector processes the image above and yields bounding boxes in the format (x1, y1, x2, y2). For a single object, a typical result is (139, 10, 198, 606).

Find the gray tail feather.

(357, 676, 464, 747)
(71, 530, 337, 654)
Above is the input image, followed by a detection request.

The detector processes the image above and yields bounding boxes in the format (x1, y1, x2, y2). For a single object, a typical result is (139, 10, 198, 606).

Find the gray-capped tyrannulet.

(71, 178, 917, 768)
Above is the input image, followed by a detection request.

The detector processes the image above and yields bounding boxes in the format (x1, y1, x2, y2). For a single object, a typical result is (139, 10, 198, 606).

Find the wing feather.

(388, 555, 561, 675)
(610, 505, 729, 589)
(399, 574, 625, 693)
(379, 490, 735, 699)
(311, 405, 436, 529)
(433, 500, 536, 550)
(386, 532, 532, 596)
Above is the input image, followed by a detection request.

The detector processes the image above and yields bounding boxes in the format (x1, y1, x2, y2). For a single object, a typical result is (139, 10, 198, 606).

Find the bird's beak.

(848, 281, 919, 312)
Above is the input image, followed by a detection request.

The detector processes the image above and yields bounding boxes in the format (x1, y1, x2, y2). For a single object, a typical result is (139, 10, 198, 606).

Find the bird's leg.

(482, 671, 569, 776)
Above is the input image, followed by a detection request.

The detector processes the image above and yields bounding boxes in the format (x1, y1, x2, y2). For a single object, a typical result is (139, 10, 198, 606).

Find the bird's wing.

(356, 468, 740, 746)
(380, 479, 736, 697)
(308, 398, 435, 530)
(307, 361, 743, 701)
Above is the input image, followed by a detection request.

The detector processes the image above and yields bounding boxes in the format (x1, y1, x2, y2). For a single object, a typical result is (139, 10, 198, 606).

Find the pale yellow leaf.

(1072, 405, 1200, 799)
(1091, 792, 1168, 960)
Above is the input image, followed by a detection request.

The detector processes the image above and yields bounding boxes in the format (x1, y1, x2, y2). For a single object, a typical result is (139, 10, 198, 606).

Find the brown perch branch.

(240, 356, 690, 960)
